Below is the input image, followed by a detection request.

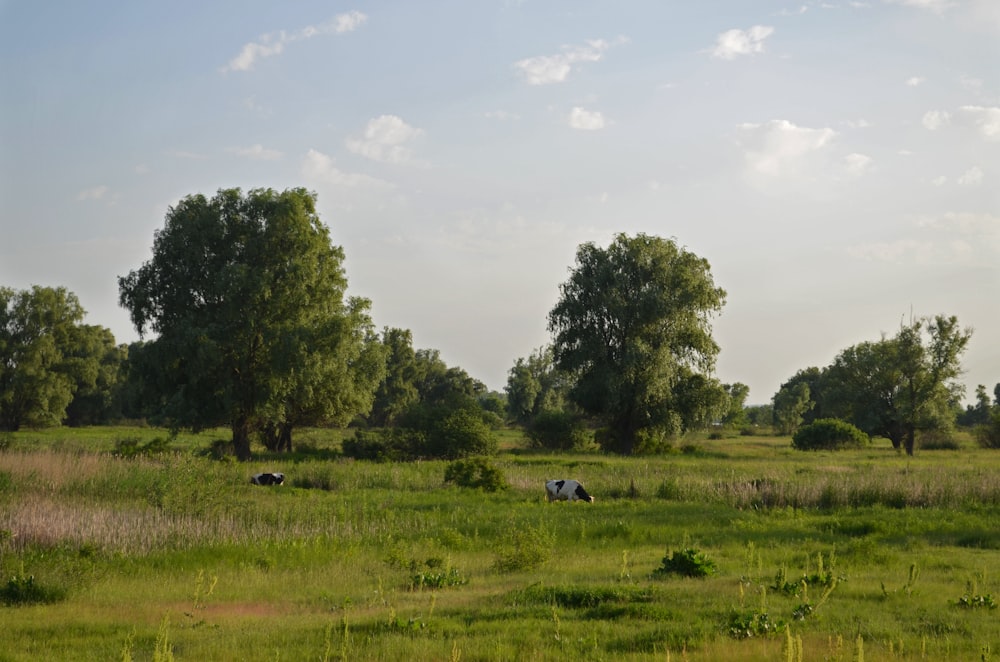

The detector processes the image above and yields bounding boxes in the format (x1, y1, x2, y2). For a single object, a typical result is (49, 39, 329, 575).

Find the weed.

(0, 566, 67, 605)
(408, 558, 467, 590)
(492, 521, 552, 573)
(653, 548, 717, 578)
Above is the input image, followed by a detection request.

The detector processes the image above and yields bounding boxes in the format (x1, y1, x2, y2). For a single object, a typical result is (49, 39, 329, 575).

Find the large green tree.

(821, 315, 971, 455)
(547, 233, 727, 454)
(118, 187, 378, 460)
(0, 286, 109, 430)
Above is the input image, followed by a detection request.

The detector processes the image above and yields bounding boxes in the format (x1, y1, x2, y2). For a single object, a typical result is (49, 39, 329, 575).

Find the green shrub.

(0, 573, 67, 606)
(493, 522, 553, 573)
(792, 418, 869, 451)
(342, 428, 422, 462)
(653, 548, 717, 578)
(526, 411, 591, 450)
(443, 457, 508, 492)
(975, 410, 1000, 449)
(425, 409, 498, 459)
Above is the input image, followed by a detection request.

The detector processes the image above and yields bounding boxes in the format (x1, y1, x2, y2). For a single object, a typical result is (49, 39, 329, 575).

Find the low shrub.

(493, 522, 553, 573)
(342, 428, 422, 462)
(526, 411, 591, 450)
(653, 548, 717, 578)
(975, 411, 1000, 449)
(0, 572, 67, 606)
(443, 457, 508, 492)
(792, 419, 869, 451)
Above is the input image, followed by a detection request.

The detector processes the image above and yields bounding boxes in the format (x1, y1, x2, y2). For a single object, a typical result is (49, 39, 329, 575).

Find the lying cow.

(545, 479, 594, 503)
(250, 472, 285, 486)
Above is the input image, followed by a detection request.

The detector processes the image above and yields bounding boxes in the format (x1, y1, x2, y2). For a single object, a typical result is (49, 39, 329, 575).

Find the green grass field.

(1, 427, 998, 661)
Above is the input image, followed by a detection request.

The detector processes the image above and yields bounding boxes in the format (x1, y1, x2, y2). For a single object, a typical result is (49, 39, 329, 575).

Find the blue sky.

(2, 0, 998, 404)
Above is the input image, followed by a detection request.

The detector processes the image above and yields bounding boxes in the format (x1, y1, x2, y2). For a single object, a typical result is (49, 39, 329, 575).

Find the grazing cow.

(545, 479, 594, 503)
(250, 472, 285, 486)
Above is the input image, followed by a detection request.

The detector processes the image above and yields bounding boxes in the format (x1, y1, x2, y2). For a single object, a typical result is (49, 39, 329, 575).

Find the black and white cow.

(250, 472, 285, 486)
(545, 479, 594, 503)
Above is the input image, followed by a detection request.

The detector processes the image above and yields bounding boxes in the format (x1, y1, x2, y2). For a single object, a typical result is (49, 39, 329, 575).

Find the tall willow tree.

(119, 188, 381, 460)
(548, 233, 727, 454)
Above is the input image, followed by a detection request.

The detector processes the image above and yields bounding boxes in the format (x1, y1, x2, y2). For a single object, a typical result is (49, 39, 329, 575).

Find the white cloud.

(229, 144, 283, 160)
(850, 211, 1000, 265)
(711, 26, 774, 60)
(906, 76, 925, 86)
(960, 105, 1000, 140)
(485, 110, 520, 121)
(568, 107, 606, 130)
(737, 119, 836, 176)
(222, 11, 367, 72)
(958, 166, 984, 186)
(301, 149, 390, 188)
(514, 39, 616, 85)
(844, 153, 873, 176)
(77, 185, 109, 201)
(884, 0, 957, 13)
(921, 110, 951, 130)
(346, 115, 424, 164)
(931, 175, 948, 186)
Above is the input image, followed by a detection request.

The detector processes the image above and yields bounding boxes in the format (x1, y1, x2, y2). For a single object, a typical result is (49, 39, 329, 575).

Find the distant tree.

(260, 297, 386, 452)
(0, 286, 108, 430)
(772, 380, 813, 435)
(744, 403, 774, 429)
(720, 382, 750, 427)
(369, 327, 420, 427)
(63, 326, 127, 426)
(548, 233, 726, 454)
(118, 187, 376, 460)
(505, 345, 571, 424)
(822, 315, 971, 455)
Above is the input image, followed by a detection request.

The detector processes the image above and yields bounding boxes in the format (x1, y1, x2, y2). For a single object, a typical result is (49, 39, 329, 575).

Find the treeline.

(5, 188, 996, 459)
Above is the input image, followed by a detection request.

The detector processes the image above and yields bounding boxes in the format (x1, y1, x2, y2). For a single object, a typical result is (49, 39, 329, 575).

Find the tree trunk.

(277, 422, 293, 452)
(904, 423, 916, 456)
(232, 417, 253, 461)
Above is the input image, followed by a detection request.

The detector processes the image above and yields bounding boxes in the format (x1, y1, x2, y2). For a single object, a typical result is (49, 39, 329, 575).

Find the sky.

(1, 0, 998, 405)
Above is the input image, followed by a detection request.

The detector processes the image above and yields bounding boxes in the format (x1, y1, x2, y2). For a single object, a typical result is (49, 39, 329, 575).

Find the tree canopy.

(118, 187, 382, 459)
(776, 315, 972, 455)
(547, 233, 727, 454)
(0, 286, 111, 431)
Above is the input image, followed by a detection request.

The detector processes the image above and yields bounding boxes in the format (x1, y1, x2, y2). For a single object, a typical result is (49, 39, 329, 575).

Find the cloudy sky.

(2, 0, 998, 404)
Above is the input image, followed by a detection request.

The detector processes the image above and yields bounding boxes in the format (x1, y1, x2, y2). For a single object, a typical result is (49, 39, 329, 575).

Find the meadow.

(1, 427, 998, 661)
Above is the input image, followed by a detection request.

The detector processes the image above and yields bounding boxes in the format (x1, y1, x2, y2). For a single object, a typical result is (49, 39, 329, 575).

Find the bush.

(975, 411, 1000, 449)
(526, 411, 591, 450)
(425, 409, 497, 459)
(493, 522, 553, 573)
(444, 457, 508, 492)
(0, 573, 67, 606)
(653, 548, 717, 578)
(342, 428, 423, 462)
(792, 418, 869, 451)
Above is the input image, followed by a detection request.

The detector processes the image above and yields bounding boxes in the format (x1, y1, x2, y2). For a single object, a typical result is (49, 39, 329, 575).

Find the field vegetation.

(2, 427, 999, 661)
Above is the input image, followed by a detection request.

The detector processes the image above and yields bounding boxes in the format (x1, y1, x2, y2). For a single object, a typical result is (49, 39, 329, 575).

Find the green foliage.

(548, 233, 726, 454)
(406, 557, 467, 590)
(526, 410, 591, 450)
(975, 410, 1000, 449)
(0, 286, 114, 431)
(728, 608, 786, 639)
(653, 548, 717, 578)
(492, 521, 553, 573)
(443, 457, 507, 492)
(424, 408, 497, 459)
(342, 427, 422, 462)
(0, 571, 67, 606)
(118, 187, 379, 460)
(792, 418, 869, 451)
(113, 435, 171, 458)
